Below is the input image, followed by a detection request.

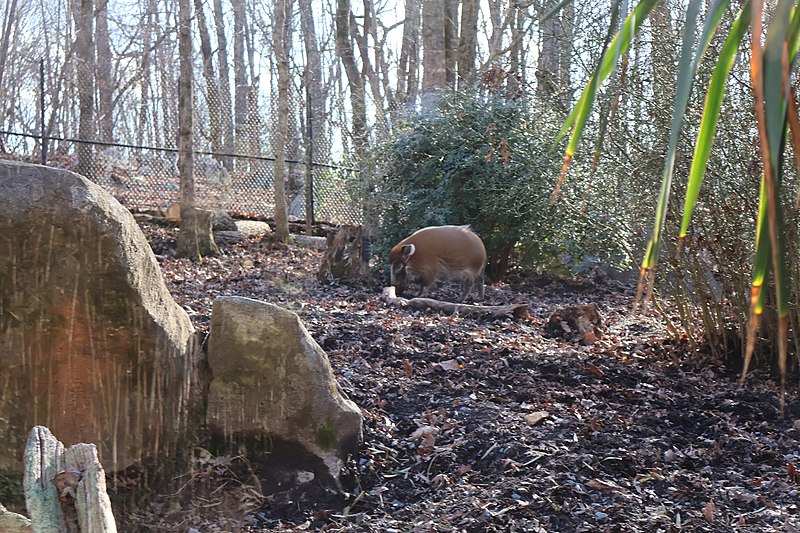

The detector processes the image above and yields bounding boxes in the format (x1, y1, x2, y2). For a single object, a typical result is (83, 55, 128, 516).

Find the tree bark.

(396, 0, 420, 108)
(213, 0, 234, 166)
(421, 0, 446, 107)
(298, 0, 327, 163)
(335, 0, 367, 156)
(176, 0, 218, 258)
(24, 427, 116, 532)
(232, 0, 249, 152)
(95, 0, 113, 142)
(272, 0, 293, 242)
(349, 5, 387, 137)
(194, 0, 223, 156)
(74, 0, 95, 177)
(457, 0, 478, 88)
(536, 0, 573, 107)
(136, 0, 155, 147)
(0, 0, 18, 94)
(444, 0, 457, 87)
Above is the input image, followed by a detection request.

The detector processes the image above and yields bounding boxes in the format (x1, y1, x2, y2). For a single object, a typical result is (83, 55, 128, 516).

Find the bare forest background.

(0, 0, 782, 361)
(1, 0, 610, 225)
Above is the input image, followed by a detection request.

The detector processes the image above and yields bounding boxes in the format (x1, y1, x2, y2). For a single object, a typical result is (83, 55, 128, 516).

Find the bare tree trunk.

(486, 0, 503, 66)
(194, 0, 223, 156)
(536, 0, 572, 106)
(298, 0, 327, 163)
(95, 0, 113, 142)
(335, 0, 367, 156)
(213, 0, 234, 165)
(457, 0, 477, 88)
(350, 5, 387, 136)
(396, 0, 420, 108)
(232, 0, 249, 151)
(421, 0, 446, 107)
(272, 0, 293, 242)
(0, 0, 18, 91)
(176, 0, 218, 258)
(509, 3, 524, 80)
(137, 0, 155, 147)
(74, 0, 95, 177)
(557, 2, 574, 99)
(444, 0, 458, 87)
(156, 2, 174, 148)
(649, 0, 674, 132)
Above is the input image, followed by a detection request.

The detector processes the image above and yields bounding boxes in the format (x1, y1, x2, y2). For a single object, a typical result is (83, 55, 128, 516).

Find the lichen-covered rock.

(0, 503, 31, 533)
(206, 296, 363, 488)
(0, 161, 196, 473)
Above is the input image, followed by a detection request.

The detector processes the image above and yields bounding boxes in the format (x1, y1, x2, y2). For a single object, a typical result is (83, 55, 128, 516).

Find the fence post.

(40, 59, 47, 165)
(305, 80, 314, 235)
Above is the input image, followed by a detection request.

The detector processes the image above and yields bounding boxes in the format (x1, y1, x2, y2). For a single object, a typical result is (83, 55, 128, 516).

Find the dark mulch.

(125, 220, 800, 532)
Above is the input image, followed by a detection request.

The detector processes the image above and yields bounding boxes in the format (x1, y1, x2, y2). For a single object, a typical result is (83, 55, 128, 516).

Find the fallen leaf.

(437, 359, 461, 371)
(583, 331, 599, 345)
(411, 425, 438, 454)
(456, 464, 473, 476)
(585, 479, 619, 492)
(586, 362, 604, 377)
(702, 500, 716, 523)
(788, 462, 798, 483)
(524, 411, 549, 425)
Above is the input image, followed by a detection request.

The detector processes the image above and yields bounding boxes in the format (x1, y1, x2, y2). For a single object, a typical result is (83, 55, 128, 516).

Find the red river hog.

(389, 225, 487, 302)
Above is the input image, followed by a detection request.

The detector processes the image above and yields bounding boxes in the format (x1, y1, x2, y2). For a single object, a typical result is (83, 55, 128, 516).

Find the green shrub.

(367, 90, 631, 280)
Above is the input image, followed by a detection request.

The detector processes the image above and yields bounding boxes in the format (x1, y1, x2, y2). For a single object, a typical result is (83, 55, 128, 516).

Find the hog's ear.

(401, 243, 416, 262)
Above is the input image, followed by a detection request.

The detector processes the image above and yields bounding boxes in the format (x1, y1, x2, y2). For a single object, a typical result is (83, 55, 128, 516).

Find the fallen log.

(381, 287, 529, 319)
(23, 426, 116, 532)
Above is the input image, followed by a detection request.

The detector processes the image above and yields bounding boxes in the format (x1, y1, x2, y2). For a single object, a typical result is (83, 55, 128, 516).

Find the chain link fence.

(2, 44, 364, 226)
(2, 135, 362, 226)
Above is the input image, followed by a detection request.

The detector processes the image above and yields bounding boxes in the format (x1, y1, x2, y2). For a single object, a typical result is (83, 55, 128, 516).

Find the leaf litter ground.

(127, 220, 800, 532)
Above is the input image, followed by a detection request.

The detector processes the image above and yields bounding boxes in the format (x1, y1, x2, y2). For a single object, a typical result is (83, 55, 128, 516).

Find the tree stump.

(317, 225, 370, 282)
(23, 426, 116, 532)
(176, 207, 220, 258)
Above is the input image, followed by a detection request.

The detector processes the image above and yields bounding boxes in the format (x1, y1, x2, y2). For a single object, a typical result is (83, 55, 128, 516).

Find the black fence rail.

(1, 131, 362, 226)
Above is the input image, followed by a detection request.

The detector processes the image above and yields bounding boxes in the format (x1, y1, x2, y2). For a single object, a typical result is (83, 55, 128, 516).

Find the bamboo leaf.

(679, 2, 751, 240)
(693, 0, 730, 71)
(788, 5, 800, 68)
(554, 0, 659, 147)
(748, 0, 791, 412)
(637, 0, 702, 289)
(741, 176, 770, 381)
(540, 0, 574, 23)
(552, 0, 658, 201)
(761, 3, 791, 316)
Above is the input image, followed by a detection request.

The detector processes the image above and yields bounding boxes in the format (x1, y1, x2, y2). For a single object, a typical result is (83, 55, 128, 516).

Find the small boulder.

(206, 296, 363, 489)
(0, 503, 31, 533)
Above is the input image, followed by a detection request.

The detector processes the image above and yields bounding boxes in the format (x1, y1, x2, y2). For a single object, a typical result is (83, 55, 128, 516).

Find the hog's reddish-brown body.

(389, 225, 486, 302)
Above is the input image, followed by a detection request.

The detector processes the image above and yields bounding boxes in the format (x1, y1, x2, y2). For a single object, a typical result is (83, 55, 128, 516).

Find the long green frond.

(639, 0, 703, 274)
(679, 2, 751, 240)
(554, 0, 660, 148)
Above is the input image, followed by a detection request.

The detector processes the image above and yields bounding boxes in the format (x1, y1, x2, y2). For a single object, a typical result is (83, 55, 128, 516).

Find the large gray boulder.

(206, 296, 363, 487)
(0, 161, 196, 473)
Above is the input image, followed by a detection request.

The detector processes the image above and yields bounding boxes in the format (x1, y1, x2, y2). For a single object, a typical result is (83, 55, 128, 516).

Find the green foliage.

(367, 91, 631, 279)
